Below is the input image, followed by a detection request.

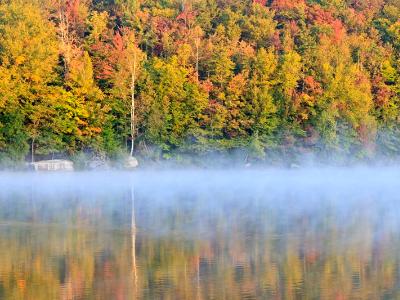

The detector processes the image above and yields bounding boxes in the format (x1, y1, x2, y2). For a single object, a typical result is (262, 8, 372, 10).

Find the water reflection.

(0, 170, 400, 299)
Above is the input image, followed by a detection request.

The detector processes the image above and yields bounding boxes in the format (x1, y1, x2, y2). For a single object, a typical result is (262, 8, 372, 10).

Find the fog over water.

(1, 168, 400, 299)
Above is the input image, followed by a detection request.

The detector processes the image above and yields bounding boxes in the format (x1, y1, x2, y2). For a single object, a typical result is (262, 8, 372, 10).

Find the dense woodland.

(0, 0, 400, 165)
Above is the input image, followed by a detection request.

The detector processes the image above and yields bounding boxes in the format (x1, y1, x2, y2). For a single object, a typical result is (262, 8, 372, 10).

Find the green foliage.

(0, 111, 28, 162)
(141, 56, 208, 156)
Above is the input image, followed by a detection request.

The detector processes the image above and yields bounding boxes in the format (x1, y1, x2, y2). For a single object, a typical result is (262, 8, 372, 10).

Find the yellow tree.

(315, 34, 376, 153)
(0, 1, 59, 161)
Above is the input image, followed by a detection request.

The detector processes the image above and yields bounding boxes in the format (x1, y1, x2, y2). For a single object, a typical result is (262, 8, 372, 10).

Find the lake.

(0, 169, 399, 299)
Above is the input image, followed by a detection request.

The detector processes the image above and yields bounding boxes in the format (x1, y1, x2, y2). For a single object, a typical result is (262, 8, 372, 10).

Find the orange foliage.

(271, 0, 305, 10)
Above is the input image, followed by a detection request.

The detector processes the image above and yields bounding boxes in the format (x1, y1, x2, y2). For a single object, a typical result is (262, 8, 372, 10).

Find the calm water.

(1, 169, 400, 299)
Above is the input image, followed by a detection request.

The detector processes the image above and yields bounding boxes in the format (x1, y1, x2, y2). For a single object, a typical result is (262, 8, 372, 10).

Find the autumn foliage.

(0, 0, 399, 164)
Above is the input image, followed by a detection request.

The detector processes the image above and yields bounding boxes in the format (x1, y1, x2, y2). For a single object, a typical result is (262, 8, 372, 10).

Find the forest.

(0, 0, 399, 166)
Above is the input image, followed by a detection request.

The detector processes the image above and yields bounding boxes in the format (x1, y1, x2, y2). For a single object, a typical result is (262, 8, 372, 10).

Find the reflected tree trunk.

(30, 180, 37, 222)
(197, 255, 201, 300)
(131, 186, 138, 298)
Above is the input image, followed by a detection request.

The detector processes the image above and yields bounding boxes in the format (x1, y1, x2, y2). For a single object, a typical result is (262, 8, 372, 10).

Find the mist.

(1, 168, 400, 298)
(1, 168, 399, 230)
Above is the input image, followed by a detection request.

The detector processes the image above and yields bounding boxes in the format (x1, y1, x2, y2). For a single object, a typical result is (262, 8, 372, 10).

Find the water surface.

(0, 169, 399, 299)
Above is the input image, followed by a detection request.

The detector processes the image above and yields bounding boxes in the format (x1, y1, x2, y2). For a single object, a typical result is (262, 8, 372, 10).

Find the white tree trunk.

(58, 1, 72, 77)
(31, 138, 35, 163)
(130, 52, 137, 157)
(196, 41, 199, 81)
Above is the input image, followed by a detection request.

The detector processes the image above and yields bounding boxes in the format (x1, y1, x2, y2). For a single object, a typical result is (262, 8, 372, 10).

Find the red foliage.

(304, 76, 322, 94)
(200, 79, 214, 93)
(346, 8, 367, 28)
(308, 5, 336, 25)
(332, 20, 345, 43)
(252, 0, 267, 5)
(154, 16, 172, 34)
(176, 8, 196, 26)
(304, 76, 316, 89)
(112, 32, 124, 52)
(272, 31, 282, 50)
(307, 5, 346, 43)
(372, 76, 392, 108)
(91, 31, 129, 80)
(289, 20, 300, 36)
(98, 63, 114, 79)
(91, 42, 114, 79)
(66, 0, 80, 23)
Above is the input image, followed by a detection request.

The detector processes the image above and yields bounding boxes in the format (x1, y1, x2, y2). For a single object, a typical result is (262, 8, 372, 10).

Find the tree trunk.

(58, 0, 73, 79)
(31, 138, 35, 163)
(196, 40, 199, 81)
(130, 52, 137, 157)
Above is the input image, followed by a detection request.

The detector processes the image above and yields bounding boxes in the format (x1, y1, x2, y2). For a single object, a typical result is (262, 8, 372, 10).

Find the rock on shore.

(125, 156, 139, 169)
(30, 159, 74, 171)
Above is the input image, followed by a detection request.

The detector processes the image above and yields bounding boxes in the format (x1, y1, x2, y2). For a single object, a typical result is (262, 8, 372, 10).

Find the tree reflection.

(0, 187, 399, 299)
(131, 186, 137, 299)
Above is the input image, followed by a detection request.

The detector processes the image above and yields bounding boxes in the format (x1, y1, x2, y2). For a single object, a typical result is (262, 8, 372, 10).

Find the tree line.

(0, 0, 399, 165)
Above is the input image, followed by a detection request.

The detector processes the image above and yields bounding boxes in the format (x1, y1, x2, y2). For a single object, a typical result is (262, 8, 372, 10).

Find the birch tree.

(109, 30, 145, 156)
